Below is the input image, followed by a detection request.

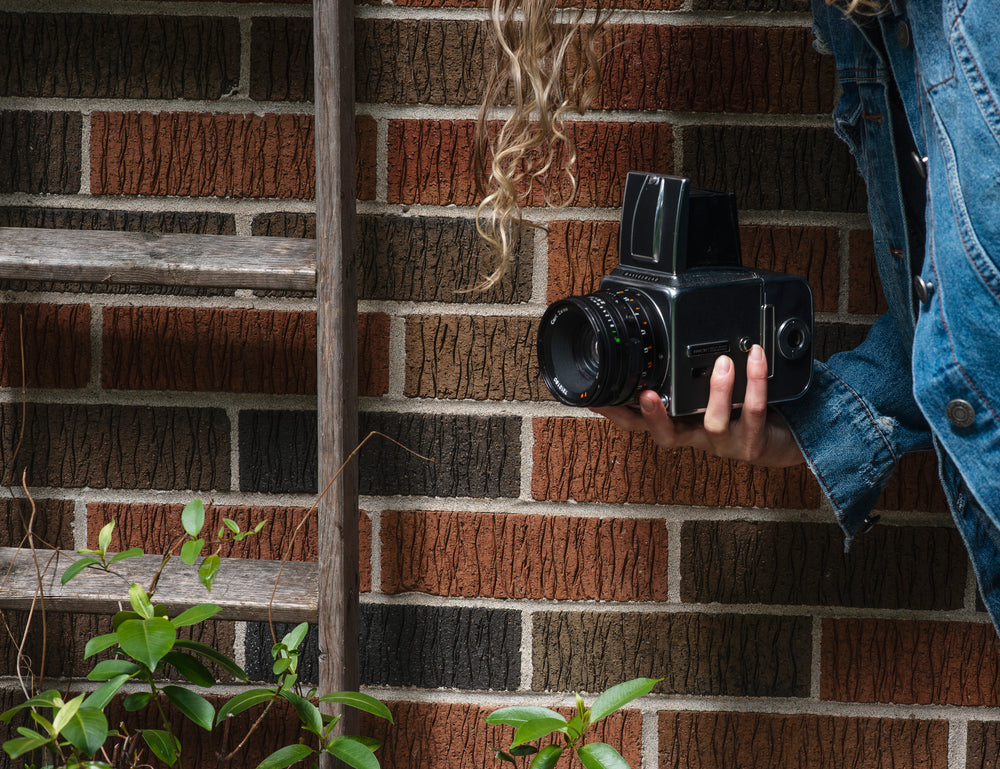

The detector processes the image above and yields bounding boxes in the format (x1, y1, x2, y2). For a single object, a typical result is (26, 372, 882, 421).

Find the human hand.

(590, 345, 804, 467)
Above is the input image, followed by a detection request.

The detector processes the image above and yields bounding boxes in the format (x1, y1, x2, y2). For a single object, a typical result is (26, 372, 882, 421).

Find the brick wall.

(0, 1, 995, 769)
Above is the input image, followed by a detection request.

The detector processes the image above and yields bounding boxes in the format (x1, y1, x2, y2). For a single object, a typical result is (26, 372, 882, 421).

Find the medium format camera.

(537, 172, 813, 416)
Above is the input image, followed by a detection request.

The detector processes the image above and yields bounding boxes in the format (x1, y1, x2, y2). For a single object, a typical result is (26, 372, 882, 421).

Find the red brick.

(596, 25, 834, 113)
(821, 618, 1000, 706)
(659, 711, 948, 769)
(361, 701, 642, 769)
(0, 303, 90, 388)
(548, 220, 619, 301)
(740, 226, 840, 313)
(968, 722, 1000, 769)
(848, 228, 888, 315)
(532, 416, 820, 508)
(102, 307, 389, 397)
(388, 119, 672, 207)
(404, 315, 545, 400)
(381, 509, 668, 600)
(877, 451, 949, 513)
(357, 113, 377, 200)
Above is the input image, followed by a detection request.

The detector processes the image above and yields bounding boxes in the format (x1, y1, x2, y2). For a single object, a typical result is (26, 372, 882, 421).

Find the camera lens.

(537, 290, 663, 407)
(777, 318, 811, 360)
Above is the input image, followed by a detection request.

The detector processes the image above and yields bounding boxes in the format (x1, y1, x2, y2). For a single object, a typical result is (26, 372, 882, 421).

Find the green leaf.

(82, 674, 131, 709)
(272, 657, 292, 676)
(51, 695, 84, 738)
(566, 714, 584, 741)
(60, 707, 109, 758)
(588, 678, 660, 724)
(326, 737, 380, 769)
(509, 745, 539, 757)
(97, 521, 115, 556)
(173, 639, 248, 681)
(170, 603, 221, 629)
(162, 651, 215, 688)
(511, 718, 569, 749)
(576, 742, 631, 769)
(180, 539, 205, 566)
(61, 557, 101, 585)
(87, 660, 141, 682)
(317, 691, 393, 723)
(198, 554, 220, 591)
(181, 499, 205, 537)
(254, 743, 314, 769)
(278, 690, 322, 737)
(492, 749, 516, 765)
(223, 518, 239, 534)
(123, 692, 153, 712)
(3, 733, 51, 759)
(280, 622, 309, 652)
(163, 686, 215, 731)
(529, 745, 564, 769)
(253, 520, 267, 534)
(112, 610, 141, 630)
(485, 706, 565, 728)
(84, 633, 119, 659)
(127, 583, 154, 619)
(140, 729, 178, 767)
(108, 548, 144, 564)
(216, 689, 277, 724)
(116, 617, 176, 671)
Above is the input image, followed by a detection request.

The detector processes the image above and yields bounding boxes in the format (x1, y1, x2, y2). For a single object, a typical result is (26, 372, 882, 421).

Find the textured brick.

(596, 25, 834, 113)
(0, 303, 90, 389)
(247, 606, 521, 689)
(357, 113, 377, 201)
(0, 206, 236, 234)
(404, 315, 545, 400)
(250, 17, 313, 102)
(0, 111, 81, 194)
(968, 722, 1000, 769)
(695, 0, 811, 9)
(547, 220, 619, 300)
(381, 510, 669, 600)
(659, 711, 949, 769)
(0, 403, 229, 490)
(88, 502, 373, 591)
(253, 212, 534, 301)
(388, 119, 672, 207)
(848, 228, 889, 315)
(681, 125, 866, 213)
(681, 521, 966, 610)
(0, 498, 74, 550)
(813, 321, 871, 363)
(381, 0, 681, 6)
(360, 701, 642, 769)
(239, 410, 521, 497)
(532, 417, 820, 509)
(821, 619, 1000, 706)
(533, 611, 811, 696)
(102, 307, 389, 397)
(0, 13, 239, 99)
(877, 451, 949, 513)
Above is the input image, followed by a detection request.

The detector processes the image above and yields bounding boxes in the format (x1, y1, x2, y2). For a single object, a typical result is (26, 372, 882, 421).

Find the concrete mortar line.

(0, 95, 315, 115)
(642, 711, 659, 769)
(666, 518, 682, 605)
(811, 615, 823, 700)
(949, 720, 968, 769)
(375, 116, 389, 203)
(238, 15, 252, 101)
(519, 417, 534, 502)
(519, 610, 533, 692)
(386, 315, 407, 399)
(79, 111, 92, 196)
(228, 405, 242, 495)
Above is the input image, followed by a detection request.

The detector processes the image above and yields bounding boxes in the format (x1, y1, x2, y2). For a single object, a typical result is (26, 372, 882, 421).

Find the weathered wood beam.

(0, 547, 317, 623)
(0, 228, 316, 291)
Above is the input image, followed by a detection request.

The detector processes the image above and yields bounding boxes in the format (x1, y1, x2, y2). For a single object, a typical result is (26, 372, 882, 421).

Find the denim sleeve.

(777, 312, 933, 542)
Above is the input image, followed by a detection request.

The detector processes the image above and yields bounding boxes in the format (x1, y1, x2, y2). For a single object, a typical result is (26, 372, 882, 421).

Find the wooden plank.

(314, 0, 360, 742)
(0, 547, 317, 623)
(0, 227, 316, 291)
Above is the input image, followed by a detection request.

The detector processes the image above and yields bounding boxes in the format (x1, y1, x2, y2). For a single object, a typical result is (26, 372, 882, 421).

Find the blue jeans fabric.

(778, 0, 1000, 631)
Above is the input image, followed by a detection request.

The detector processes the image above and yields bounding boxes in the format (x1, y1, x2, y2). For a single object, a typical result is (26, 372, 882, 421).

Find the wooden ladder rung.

(0, 228, 317, 292)
(0, 547, 317, 623)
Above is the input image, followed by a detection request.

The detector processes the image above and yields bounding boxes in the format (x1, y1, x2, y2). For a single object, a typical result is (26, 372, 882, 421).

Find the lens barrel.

(537, 290, 662, 407)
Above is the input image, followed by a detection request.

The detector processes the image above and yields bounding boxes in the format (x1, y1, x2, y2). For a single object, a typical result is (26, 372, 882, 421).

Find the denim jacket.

(778, 0, 1000, 630)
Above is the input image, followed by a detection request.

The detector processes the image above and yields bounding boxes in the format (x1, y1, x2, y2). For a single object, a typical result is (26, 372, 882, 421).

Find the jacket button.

(913, 275, 934, 305)
(946, 399, 975, 428)
(897, 21, 912, 49)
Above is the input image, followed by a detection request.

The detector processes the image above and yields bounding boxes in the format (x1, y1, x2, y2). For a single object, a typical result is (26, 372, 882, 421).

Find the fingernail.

(714, 355, 732, 375)
(639, 395, 654, 414)
(750, 345, 765, 362)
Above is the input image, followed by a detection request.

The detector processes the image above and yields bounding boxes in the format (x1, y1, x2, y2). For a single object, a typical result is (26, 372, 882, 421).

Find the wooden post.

(313, 0, 360, 750)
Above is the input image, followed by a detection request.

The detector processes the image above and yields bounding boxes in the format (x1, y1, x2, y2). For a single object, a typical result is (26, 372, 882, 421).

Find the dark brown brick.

(0, 303, 90, 389)
(968, 722, 1000, 769)
(360, 701, 642, 769)
(813, 321, 871, 363)
(821, 619, 1000, 706)
(596, 25, 835, 113)
(740, 225, 840, 313)
(681, 125, 866, 213)
(0, 13, 239, 99)
(878, 451, 949, 513)
(404, 315, 545, 400)
(848, 228, 888, 315)
(532, 417, 820, 509)
(681, 520, 966, 610)
(0, 403, 229, 491)
(102, 307, 389, 397)
(381, 510, 668, 600)
(250, 17, 313, 102)
(694, 0, 814, 10)
(388, 119, 672, 207)
(659, 711, 948, 769)
(547, 220, 619, 301)
(0, 111, 81, 194)
(0, 498, 74, 550)
(0, 206, 236, 234)
(357, 113, 377, 201)
(533, 611, 811, 696)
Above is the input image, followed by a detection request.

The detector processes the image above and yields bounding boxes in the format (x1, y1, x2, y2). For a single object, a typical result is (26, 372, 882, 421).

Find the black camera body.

(537, 172, 813, 416)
